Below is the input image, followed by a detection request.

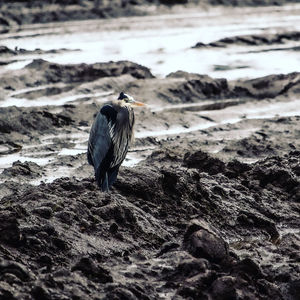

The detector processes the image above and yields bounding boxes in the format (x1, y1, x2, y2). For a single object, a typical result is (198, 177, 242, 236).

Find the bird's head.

(118, 92, 146, 107)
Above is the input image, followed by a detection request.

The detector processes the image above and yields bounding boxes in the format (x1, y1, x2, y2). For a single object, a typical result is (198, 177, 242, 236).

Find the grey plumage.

(87, 92, 144, 191)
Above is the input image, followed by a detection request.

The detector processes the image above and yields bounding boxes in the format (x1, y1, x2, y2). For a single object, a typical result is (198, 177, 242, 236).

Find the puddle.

(1, 90, 113, 107)
(1, 96, 299, 183)
(58, 148, 86, 156)
(0, 153, 51, 171)
(1, 5, 300, 80)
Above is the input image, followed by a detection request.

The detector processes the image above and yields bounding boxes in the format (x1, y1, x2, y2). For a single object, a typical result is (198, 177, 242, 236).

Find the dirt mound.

(0, 60, 154, 94)
(0, 106, 74, 136)
(232, 72, 300, 98)
(1, 148, 298, 299)
(0, 161, 44, 180)
(193, 31, 300, 48)
(25, 59, 155, 82)
(1, 59, 299, 106)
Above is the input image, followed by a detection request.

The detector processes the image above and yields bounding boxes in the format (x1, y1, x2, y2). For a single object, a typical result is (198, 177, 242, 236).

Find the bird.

(87, 92, 145, 191)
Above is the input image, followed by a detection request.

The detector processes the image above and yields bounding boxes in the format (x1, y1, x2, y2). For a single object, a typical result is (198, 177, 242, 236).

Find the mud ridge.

(193, 31, 300, 48)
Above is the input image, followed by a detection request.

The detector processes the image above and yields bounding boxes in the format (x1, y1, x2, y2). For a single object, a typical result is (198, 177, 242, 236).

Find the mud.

(1, 1, 300, 298)
(193, 31, 300, 48)
(0, 149, 299, 299)
(0, 56, 299, 299)
(1, 0, 299, 33)
(0, 46, 79, 67)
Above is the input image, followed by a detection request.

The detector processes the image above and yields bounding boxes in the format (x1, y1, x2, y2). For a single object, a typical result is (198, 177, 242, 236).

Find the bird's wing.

(110, 106, 132, 167)
(87, 106, 115, 172)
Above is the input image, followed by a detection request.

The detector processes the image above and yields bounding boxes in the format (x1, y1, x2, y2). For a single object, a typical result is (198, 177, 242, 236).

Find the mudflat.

(0, 2, 299, 299)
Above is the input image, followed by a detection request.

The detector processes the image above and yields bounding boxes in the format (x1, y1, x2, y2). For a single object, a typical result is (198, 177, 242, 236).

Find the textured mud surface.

(0, 57, 299, 299)
(1, 1, 300, 299)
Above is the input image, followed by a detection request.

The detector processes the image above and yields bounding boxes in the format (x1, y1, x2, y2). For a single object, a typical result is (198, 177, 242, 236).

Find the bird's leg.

(105, 173, 109, 192)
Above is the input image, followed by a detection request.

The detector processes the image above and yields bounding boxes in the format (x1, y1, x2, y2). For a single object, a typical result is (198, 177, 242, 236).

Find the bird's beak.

(131, 100, 146, 107)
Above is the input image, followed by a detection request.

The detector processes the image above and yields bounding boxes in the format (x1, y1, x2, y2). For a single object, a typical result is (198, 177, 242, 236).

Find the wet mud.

(1, 1, 300, 299)
(1, 0, 299, 33)
(193, 31, 300, 48)
(0, 56, 299, 299)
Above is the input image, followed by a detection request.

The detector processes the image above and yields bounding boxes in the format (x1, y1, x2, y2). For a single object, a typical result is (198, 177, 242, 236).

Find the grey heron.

(87, 92, 145, 191)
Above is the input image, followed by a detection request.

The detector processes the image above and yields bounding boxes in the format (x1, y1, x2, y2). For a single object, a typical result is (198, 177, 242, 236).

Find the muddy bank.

(0, 59, 299, 148)
(1, 59, 298, 101)
(0, 147, 299, 299)
(0, 59, 153, 100)
(0, 55, 299, 299)
(0, 46, 79, 66)
(193, 31, 300, 48)
(0, 0, 299, 32)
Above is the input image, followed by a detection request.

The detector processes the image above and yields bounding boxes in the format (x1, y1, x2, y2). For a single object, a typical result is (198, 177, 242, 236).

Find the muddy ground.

(0, 55, 299, 299)
(1, 0, 300, 33)
(0, 1, 300, 299)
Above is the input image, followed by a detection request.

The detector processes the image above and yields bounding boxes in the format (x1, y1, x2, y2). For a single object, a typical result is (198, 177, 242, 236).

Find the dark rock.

(51, 237, 69, 251)
(183, 220, 228, 263)
(176, 257, 210, 278)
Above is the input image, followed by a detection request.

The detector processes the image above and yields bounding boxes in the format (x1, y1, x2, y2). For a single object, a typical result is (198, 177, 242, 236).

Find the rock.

(183, 220, 228, 263)
(175, 258, 210, 278)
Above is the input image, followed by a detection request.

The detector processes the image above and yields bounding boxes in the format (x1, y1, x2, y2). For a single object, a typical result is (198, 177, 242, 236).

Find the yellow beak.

(132, 100, 146, 107)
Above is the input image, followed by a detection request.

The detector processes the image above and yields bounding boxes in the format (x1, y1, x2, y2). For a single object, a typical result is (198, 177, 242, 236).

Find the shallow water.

(1, 4, 300, 80)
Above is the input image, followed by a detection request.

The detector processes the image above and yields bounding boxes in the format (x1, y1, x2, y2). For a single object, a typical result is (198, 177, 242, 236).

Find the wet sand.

(0, 3, 300, 300)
